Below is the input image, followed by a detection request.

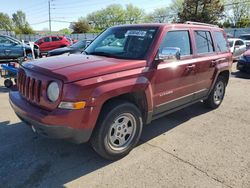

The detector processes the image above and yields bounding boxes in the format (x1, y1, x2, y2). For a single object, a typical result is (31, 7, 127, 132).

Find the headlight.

(47, 82, 60, 102)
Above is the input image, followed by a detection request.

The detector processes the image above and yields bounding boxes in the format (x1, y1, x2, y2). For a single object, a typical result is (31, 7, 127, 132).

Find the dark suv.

(10, 22, 232, 160)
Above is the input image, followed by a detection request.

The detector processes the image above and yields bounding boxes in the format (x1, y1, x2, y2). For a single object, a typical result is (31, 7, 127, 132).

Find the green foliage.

(58, 28, 72, 34)
(12, 11, 34, 34)
(224, 0, 250, 28)
(125, 4, 146, 24)
(0, 12, 13, 30)
(147, 7, 170, 23)
(70, 18, 91, 33)
(178, 0, 224, 24)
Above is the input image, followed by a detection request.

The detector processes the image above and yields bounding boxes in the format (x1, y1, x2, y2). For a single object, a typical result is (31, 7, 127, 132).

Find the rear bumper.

(9, 91, 95, 143)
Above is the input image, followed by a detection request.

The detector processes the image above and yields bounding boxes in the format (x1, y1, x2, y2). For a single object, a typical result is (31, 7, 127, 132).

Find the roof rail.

(185, 21, 219, 28)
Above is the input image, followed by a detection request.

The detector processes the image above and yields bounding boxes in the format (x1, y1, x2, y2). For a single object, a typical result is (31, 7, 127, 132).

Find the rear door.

(191, 29, 230, 101)
(51, 36, 62, 49)
(189, 29, 218, 100)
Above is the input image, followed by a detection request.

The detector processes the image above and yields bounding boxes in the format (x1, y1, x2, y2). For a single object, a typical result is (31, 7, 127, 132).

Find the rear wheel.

(91, 100, 143, 160)
(204, 76, 226, 109)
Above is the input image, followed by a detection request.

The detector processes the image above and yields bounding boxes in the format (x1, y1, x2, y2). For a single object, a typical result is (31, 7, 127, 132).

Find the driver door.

(153, 29, 197, 116)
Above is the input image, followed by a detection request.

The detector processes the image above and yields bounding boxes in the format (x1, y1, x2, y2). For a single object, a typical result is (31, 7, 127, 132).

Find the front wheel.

(91, 100, 143, 160)
(4, 79, 13, 88)
(204, 76, 226, 109)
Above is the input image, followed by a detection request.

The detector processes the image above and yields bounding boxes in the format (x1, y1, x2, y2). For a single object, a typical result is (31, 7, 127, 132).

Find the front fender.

(90, 76, 154, 112)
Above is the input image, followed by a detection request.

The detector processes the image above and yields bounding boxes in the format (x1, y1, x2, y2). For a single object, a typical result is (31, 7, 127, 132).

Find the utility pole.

(48, 0, 51, 33)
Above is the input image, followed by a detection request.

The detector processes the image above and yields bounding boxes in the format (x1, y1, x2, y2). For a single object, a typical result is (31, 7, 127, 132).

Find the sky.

(0, 0, 171, 31)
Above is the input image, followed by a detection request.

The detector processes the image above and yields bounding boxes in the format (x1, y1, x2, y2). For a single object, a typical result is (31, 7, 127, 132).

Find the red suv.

(35, 36, 71, 54)
(10, 22, 232, 160)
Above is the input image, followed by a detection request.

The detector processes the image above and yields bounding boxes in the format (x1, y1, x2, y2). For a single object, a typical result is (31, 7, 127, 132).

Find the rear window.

(194, 31, 214, 54)
(215, 31, 228, 52)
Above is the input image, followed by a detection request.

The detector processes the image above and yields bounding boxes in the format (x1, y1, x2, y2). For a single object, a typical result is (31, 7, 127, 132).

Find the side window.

(44, 37, 50, 42)
(214, 31, 228, 52)
(52, 37, 60, 41)
(235, 40, 244, 46)
(194, 31, 214, 54)
(0, 37, 12, 44)
(160, 30, 192, 56)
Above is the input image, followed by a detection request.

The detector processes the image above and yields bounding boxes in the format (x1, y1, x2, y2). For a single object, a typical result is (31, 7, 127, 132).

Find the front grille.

(17, 70, 42, 103)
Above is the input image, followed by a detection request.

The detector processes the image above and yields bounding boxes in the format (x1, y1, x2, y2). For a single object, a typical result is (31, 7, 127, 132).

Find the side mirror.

(157, 47, 181, 62)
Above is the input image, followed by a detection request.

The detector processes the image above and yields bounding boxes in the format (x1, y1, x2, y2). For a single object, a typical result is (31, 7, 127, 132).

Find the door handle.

(186, 64, 196, 70)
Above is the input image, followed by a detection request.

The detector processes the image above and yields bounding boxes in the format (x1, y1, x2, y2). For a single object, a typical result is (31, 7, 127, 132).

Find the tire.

(4, 79, 13, 88)
(91, 100, 143, 160)
(204, 76, 226, 109)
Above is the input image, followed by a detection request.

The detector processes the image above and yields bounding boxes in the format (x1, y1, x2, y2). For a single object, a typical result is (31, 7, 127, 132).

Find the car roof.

(112, 23, 224, 31)
(228, 38, 243, 41)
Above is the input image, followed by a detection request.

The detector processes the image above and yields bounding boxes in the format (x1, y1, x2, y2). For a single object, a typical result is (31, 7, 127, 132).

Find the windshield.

(239, 35, 250, 40)
(228, 40, 233, 47)
(85, 27, 158, 59)
(71, 40, 87, 49)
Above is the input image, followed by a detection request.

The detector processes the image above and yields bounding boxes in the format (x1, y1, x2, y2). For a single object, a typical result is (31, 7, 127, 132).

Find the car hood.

(49, 47, 71, 53)
(22, 54, 147, 83)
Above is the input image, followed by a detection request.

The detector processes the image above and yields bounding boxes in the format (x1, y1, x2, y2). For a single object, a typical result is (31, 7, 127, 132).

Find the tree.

(125, 4, 146, 24)
(147, 7, 171, 23)
(224, 0, 250, 27)
(70, 18, 91, 33)
(87, 4, 126, 30)
(168, 0, 184, 22)
(178, 0, 224, 24)
(12, 11, 33, 34)
(59, 28, 72, 34)
(0, 12, 13, 30)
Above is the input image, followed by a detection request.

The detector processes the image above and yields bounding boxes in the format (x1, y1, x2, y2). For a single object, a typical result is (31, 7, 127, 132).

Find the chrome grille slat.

(17, 70, 42, 103)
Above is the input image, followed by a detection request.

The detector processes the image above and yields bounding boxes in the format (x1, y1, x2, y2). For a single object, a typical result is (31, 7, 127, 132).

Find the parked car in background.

(239, 34, 250, 49)
(10, 22, 232, 160)
(228, 38, 246, 61)
(47, 40, 91, 57)
(237, 49, 250, 72)
(35, 36, 71, 55)
(0, 35, 39, 62)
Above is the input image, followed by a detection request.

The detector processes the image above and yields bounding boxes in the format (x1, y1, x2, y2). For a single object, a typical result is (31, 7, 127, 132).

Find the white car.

(228, 38, 246, 60)
(239, 34, 250, 49)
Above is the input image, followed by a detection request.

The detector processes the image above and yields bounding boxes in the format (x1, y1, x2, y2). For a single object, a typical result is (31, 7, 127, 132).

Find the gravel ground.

(0, 64, 250, 188)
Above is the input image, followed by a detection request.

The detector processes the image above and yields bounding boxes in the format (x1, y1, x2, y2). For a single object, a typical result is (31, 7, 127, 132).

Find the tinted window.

(215, 31, 228, 52)
(44, 37, 50, 42)
(0, 36, 11, 44)
(52, 37, 60, 41)
(195, 31, 214, 54)
(235, 40, 244, 46)
(160, 31, 192, 56)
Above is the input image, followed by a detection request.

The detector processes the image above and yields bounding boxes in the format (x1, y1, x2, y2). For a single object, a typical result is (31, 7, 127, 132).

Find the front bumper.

(9, 91, 94, 143)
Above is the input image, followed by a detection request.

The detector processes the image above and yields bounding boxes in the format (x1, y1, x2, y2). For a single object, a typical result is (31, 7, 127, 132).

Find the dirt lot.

(0, 64, 250, 188)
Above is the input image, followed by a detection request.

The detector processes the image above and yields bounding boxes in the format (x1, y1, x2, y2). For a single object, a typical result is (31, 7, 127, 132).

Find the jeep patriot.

(9, 22, 232, 160)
